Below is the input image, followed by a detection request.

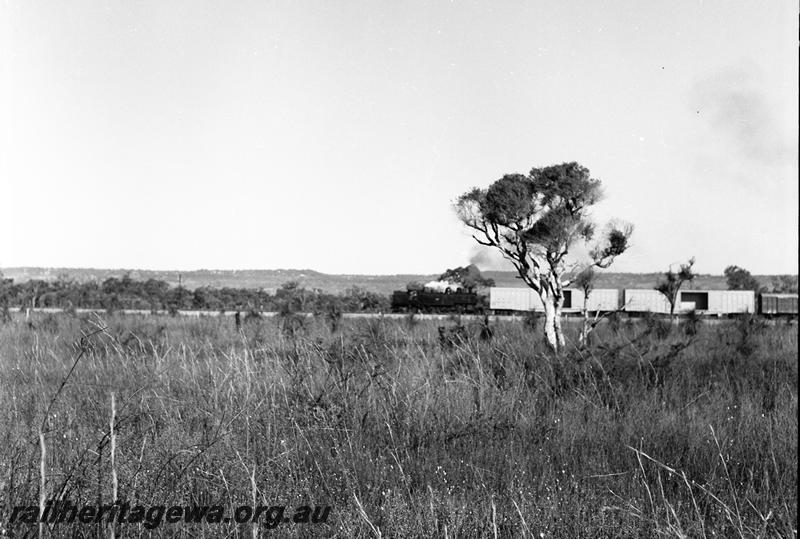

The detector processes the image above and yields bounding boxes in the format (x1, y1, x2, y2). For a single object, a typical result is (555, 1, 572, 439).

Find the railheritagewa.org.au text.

(8, 500, 331, 529)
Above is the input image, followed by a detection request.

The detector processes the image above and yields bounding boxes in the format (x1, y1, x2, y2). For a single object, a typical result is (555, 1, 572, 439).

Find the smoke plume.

(691, 65, 794, 167)
(468, 245, 512, 271)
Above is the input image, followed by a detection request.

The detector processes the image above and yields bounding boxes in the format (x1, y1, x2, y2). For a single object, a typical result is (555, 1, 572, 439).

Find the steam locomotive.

(390, 280, 481, 313)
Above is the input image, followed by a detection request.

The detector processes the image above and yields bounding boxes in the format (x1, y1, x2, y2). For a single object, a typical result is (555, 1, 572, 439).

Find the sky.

(1, 0, 797, 275)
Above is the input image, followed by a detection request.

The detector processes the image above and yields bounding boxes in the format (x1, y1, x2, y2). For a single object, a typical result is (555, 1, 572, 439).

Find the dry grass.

(0, 312, 796, 537)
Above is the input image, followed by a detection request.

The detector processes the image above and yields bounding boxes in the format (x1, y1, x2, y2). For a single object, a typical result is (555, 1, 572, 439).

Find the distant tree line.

(724, 266, 798, 294)
(0, 273, 389, 313)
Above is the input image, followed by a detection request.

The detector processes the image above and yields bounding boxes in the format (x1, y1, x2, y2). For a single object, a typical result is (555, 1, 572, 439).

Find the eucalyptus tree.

(455, 162, 632, 352)
(724, 265, 763, 293)
(655, 257, 696, 318)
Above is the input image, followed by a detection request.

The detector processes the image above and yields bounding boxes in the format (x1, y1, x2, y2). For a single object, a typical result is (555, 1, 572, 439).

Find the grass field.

(0, 312, 796, 537)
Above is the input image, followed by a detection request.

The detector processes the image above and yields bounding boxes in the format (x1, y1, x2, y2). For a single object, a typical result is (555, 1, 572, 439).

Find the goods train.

(490, 287, 798, 317)
(390, 285, 798, 317)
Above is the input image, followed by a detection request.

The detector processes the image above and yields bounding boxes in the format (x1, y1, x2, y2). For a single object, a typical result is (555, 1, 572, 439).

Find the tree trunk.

(579, 293, 590, 346)
(543, 300, 558, 351)
(542, 297, 565, 352)
(554, 303, 565, 349)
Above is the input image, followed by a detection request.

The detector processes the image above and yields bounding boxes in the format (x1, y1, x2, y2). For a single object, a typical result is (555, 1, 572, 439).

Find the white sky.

(1, 1, 797, 275)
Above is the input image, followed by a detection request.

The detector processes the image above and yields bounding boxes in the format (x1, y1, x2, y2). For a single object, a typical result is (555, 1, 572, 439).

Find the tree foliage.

(655, 257, 696, 316)
(0, 276, 390, 313)
(405, 281, 424, 292)
(456, 163, 632, 293)
(574, 267, 596, 297)
(767, 275, 798, 294)
(724, 265, 763, 293)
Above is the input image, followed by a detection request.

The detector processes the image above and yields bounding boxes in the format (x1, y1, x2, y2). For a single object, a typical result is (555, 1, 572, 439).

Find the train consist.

(390, 284, 798, 317)
(490, 288, 798, 317)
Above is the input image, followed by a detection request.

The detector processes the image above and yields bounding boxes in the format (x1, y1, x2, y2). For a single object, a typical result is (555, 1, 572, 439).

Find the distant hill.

(0, 267, 792, 294)
(0, 267, 439, 295)
(3, 267, 795, 296)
